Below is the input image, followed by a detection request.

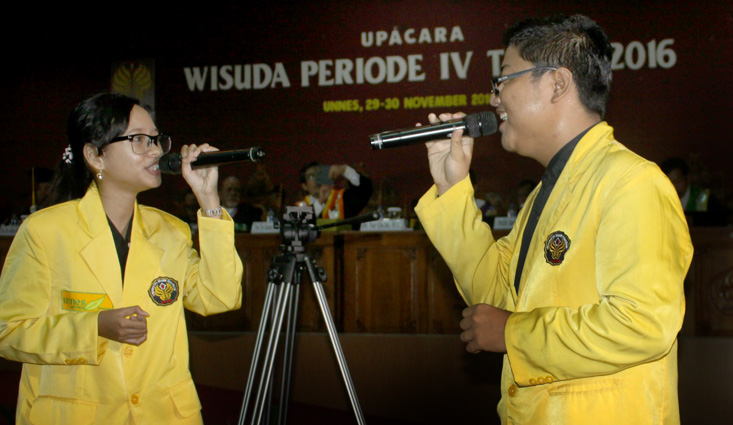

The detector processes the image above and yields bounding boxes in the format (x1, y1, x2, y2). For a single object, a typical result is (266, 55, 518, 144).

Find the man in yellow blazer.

(415, 15, 692, 425)
(0, 183, 243, 424)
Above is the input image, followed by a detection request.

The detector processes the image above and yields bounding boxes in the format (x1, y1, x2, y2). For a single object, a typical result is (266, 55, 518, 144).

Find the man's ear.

(83, 143, 103, 174)
(550, 67, 573, 103)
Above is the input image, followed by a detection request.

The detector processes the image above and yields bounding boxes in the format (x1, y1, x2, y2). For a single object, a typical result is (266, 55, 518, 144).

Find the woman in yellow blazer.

(0, 93, 243, 424)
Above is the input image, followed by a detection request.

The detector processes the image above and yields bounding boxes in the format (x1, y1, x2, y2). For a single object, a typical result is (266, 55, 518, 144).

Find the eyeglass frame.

(108, 133, 172, 155)
(490, 66, 558, 94)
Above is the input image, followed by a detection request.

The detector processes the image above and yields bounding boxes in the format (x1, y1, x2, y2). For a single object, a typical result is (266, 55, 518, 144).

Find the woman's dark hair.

(503, 14, 613, 118)
(44, 93, 140, 207)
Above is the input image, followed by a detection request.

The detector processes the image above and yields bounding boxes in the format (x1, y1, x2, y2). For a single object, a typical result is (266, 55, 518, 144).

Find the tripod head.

(279, 206, 320, 253)
(278, 206, 383, 254)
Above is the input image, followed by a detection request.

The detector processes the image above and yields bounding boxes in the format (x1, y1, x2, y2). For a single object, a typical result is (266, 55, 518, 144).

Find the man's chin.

(500, 138, 515, 153)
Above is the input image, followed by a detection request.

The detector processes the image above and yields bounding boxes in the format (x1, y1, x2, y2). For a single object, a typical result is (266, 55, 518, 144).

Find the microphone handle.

(369, 111, 496, 150)
(370, 120, 467, 150)
(158, 147, 265, 174)
(189, 147, 265, 167)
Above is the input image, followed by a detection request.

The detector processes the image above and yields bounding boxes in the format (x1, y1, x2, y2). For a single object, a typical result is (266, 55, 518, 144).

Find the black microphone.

(159, 147, 266, 175)
(369, 111, 498, 150)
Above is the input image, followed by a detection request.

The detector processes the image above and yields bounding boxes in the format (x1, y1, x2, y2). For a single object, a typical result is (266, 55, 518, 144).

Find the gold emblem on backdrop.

(111, 60, 155, 116)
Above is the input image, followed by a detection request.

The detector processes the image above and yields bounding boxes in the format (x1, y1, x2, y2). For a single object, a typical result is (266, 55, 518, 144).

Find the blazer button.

(538, 377, 545, 384)
(131, 394, 139, 405)
(508, 385, 518, 397)
(546, 376, 555, 383)
(529, 378, 537, 385)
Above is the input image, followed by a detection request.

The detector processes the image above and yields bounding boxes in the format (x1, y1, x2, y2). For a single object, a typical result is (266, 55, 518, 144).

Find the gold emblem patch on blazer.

(148, 277, 180, 306)
(544, 231, 571, 265)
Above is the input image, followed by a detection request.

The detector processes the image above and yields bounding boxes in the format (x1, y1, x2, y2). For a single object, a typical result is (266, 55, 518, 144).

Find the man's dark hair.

(298, 161, 320, 183)
(503, 14, 613, 118)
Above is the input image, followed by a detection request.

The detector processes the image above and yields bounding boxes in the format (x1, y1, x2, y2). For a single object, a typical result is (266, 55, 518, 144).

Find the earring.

(96, 171, 103, 180)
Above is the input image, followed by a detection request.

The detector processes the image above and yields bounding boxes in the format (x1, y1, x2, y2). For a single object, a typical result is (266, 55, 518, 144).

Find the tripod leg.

(304, 256, 368, 425)
(238, 253, 299, 425)
(251, 280, 292, 424)
(278, 268, 302, 425)
(239, 280, 279, 425)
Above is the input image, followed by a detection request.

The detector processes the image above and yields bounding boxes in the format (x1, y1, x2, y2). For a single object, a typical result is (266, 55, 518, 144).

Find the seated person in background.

(30, 166, 54, 213)
(246, 164, 283, 219)
(220, 175, 263, 231)
(176, 189, 200, 232)
(5, 167, 54, 221)
(660, 157, 728, 226)
(482, 192, 505, 225)
(298, 162, 372, 219)
(469, 169, 489, 212)
(515, 178, 537, 211)
(469, 169, 505, 224)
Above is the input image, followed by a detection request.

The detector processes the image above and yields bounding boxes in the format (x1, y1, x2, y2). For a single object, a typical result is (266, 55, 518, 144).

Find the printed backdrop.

(1, 1, 731, 219)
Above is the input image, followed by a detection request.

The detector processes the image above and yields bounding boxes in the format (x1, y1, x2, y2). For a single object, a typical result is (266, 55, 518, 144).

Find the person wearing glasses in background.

(0, 93, 243, 424)
(415, 15, 692, 424)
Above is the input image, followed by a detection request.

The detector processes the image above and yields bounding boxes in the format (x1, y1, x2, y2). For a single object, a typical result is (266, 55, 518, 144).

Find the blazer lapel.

(515, 124, 611, 302)
(77, 184, 124, 307)
(122, 203, 164, 306)
(514, 184, 573, 303)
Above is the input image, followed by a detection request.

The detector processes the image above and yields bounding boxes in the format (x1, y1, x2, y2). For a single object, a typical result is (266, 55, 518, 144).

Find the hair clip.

(63, 145, 73, 164)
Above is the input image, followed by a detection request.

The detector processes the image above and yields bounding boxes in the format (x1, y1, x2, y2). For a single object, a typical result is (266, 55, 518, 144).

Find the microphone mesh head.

(465, 111, 498, 138)
(158, 152, 182, 175)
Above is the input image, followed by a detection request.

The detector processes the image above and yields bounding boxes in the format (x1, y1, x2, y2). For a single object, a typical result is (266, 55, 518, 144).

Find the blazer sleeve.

(0, 221, 107, 365)
(181, 210, 243, 316)
(415, 176, 518, 310)
(505, 163, 692, 383)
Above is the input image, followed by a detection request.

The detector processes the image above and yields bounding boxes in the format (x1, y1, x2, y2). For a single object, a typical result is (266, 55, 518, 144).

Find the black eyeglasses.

(109, 134, 172, 155)
(490, 67, 557, 94)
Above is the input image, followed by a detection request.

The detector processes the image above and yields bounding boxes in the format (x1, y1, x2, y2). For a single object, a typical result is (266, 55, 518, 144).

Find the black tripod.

(238, 206, 380, 425)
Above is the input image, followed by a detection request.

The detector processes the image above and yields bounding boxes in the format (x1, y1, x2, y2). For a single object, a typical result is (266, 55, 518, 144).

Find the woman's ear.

(83, 143, 103, 174)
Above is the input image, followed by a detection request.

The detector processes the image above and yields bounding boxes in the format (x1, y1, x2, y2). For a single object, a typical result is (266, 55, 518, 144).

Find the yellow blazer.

(416, 123, 693, 425)
(0, 183, 243, 425)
